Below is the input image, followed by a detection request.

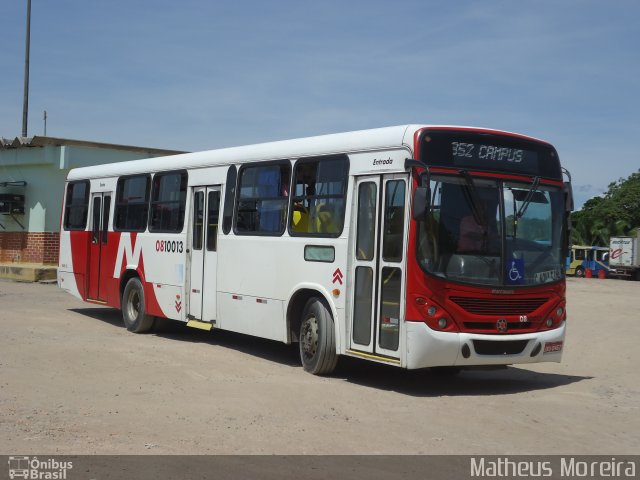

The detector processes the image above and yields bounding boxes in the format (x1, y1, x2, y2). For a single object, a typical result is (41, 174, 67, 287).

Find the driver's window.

(503, 185, 552, 244)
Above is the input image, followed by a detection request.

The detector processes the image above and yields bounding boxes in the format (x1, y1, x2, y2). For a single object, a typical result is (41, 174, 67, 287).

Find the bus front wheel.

(299, 297, 338, 375)
(574, 267, 585, 278)
(122, 277, 155, 333)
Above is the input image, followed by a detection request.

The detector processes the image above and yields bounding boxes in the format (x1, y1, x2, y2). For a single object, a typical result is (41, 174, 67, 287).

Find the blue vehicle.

(566, 245, 610, 277)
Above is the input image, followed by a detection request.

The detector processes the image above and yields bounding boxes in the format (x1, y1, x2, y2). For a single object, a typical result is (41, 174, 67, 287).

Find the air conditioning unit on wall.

(0, 194, 25, 215)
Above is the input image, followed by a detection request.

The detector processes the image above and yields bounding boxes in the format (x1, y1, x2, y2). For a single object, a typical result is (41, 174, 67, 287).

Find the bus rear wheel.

(299, 297, 338, 375)
(122, 277, 155, 333)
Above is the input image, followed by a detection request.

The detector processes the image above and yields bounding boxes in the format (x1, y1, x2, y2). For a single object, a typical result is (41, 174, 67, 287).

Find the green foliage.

(519, 217, 551, 241)
(571, 169, 640, 245)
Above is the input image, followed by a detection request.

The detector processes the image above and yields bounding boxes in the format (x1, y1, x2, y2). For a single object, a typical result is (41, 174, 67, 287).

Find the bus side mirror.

(406, 158, 431, 220)
(564, 181, 574, 212)
(563, 181, 574, 256)
(412, 186, 430, 220)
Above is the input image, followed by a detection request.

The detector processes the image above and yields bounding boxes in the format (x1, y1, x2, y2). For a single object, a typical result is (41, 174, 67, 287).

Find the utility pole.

(22, 0, 32, 138)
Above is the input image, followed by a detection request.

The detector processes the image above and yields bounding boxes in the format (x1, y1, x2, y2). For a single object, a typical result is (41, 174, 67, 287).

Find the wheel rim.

(127, 288, 140, 320)
(300, 314, 318, 361)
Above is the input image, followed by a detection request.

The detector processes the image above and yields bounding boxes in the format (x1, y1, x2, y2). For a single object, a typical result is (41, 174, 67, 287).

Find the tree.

(571, 169, 640, 246)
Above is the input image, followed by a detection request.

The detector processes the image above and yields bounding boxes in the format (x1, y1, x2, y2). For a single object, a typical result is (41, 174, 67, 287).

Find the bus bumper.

(405, 321, 566, 369)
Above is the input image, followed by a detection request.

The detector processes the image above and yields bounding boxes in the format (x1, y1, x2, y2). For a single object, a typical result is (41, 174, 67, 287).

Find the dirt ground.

(0, 277, 638, 455)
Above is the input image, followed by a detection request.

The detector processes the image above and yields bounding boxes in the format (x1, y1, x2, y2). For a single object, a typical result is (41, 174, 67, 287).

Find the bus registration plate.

(543, 341, 563, 353)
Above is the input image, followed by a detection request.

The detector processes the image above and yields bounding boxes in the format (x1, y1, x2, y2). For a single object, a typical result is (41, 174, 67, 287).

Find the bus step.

(186, 319, 213, 331)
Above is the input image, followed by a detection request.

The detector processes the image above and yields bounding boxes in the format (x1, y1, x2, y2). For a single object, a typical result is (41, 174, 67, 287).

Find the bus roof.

(67, 124, 550, 181)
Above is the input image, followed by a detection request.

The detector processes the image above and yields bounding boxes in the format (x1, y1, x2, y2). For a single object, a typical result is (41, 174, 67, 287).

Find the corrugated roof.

(0, 135, 186, 155)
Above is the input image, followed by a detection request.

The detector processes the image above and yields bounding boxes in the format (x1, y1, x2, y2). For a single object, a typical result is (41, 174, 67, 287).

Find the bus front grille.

(450, 296, 547, 315)
(463, 321, 532, 331)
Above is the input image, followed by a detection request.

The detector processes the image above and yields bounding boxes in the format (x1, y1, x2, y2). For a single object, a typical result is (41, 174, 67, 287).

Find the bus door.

(349, 174, 408, 358)
(87, 191, 111, 302)
(188, 186, 221, 322)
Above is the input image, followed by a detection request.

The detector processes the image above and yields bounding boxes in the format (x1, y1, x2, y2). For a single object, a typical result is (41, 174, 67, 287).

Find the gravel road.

(1, 277, 638, 454)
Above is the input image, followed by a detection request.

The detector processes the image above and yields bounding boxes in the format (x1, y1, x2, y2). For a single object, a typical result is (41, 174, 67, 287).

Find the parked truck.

(609, 228, 640, 280)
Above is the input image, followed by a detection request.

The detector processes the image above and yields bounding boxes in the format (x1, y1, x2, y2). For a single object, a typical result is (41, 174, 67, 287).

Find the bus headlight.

(556, 307, 564, 317)
(427, 306, 437, 317)
(438, 318, 448, 329)
(546, 318, 553, 327)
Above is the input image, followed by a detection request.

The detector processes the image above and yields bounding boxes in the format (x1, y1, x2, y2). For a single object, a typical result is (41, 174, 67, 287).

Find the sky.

(1, 0, 638, 208)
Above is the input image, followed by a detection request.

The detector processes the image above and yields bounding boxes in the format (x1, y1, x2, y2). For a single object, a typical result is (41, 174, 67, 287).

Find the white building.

(0, 136, 183, 280)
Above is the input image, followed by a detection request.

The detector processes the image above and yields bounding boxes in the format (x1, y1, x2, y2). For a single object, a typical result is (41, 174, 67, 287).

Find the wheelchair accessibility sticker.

(506, 259, 525, 285)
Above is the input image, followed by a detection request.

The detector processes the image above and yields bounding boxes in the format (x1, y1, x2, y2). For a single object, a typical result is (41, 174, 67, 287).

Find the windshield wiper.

(516, 176, 540, 220)
(458, 169, 487, 226)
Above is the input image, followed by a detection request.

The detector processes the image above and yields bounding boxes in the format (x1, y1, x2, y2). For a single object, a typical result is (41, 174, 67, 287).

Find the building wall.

(0, 232, 59, 264)
(1, 141, 180, 265)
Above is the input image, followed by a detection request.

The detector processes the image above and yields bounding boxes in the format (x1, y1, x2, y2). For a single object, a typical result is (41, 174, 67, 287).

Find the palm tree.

(613, 219, 631, 236)
(590, 219, 610, 246)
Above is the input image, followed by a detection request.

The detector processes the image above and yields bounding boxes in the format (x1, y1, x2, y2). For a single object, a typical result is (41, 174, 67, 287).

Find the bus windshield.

(417, 174, 565, 286)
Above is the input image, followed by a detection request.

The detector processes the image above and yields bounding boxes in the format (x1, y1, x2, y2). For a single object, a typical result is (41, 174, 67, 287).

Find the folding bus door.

(188, 186, 221, 322)
(87, 191, 111, 302)
(349, 174, 408, 359)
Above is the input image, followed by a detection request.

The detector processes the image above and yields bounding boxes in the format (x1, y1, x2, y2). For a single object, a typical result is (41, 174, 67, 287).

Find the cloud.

(576, 184, 605, 194)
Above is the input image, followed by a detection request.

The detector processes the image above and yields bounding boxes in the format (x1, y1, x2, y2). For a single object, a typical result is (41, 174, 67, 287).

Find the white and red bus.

(58, 125, 572, 375)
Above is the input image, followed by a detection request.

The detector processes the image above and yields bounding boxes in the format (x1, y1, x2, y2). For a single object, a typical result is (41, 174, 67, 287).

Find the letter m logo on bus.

(114, 233, 143, 279)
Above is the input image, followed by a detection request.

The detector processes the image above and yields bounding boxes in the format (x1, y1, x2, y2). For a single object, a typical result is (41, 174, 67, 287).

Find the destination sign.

(451, 142, 538, 166)
(420, 130, 562, 180)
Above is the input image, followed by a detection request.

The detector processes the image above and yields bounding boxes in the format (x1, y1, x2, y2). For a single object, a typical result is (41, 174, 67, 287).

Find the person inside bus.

(457, 214, 488, 252)
(292, 185, 314, 233)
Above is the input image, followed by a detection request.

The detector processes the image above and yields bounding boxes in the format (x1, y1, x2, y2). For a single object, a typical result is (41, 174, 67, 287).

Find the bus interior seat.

(312, 202, 336, 233)
(257, 169, 281, 232)
(292, 205, 309, 233)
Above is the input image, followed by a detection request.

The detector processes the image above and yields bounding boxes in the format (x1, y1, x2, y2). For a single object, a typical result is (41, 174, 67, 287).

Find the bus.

(58, 125, 572, 375)
(566, 245, 610, 277)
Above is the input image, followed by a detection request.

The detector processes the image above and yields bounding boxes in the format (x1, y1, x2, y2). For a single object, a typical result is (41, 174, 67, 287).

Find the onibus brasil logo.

(8, 456, 73, 479)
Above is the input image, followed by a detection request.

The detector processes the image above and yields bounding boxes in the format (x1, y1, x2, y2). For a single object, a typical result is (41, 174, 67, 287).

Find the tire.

(122, 277, 155, 333)
(574, 267, 585, 278)
(299, 297, 338, 375)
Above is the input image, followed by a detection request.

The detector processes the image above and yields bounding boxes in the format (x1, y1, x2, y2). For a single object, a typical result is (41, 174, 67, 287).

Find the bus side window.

(289, 154, 349, 237)
(114, 174, 150, 232)
(235, 162, 290, 235)
(64, 180, 90, 230)
(149, 171, 188, 233)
